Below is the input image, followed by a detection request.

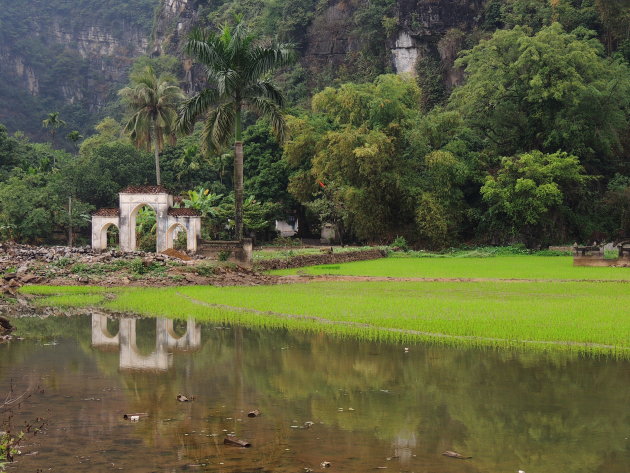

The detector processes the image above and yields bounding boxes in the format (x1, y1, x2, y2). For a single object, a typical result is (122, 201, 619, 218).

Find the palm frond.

(200, 102, 235, 155)
(247, 97, 289, 144)
(119, 65, 184, 153)
(184, 29, 226, 71)
(243, 80, 286, 107)
(245, 44, 296, 82)
(215, 69, 240, 97)
(177, 88, 220, 135)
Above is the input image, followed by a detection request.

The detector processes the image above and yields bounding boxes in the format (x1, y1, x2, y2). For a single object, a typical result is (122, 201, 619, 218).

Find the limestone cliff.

(0, 0, 156, 139)
(0, 0, 484, 139)
(155, 0, 484, 94)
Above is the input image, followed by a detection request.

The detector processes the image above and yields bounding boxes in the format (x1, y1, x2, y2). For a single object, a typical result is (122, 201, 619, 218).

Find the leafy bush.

(195, 263, 216, 277)
(128, 258, 164, 276)
(52, 257, 74, 268)
(390, 236, 409, 252)
(268, 236, 302, 247)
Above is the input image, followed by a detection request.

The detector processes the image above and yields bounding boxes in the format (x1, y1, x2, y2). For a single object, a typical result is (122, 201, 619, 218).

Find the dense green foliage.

(450, 23, 630, 173)
(1, 1, 629, 247)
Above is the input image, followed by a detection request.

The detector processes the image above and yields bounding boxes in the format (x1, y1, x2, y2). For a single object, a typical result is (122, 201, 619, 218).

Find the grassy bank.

(21, 277, 630, 356)
(270, 256, 630, 280)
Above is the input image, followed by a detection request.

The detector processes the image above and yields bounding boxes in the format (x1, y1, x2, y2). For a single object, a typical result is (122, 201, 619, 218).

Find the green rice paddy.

(21, 255, 630, 356)
(270, 255, 630, 280)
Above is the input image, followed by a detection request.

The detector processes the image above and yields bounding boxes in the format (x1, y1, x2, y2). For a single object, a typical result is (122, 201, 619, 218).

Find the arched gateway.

(91, 186, 201, 253)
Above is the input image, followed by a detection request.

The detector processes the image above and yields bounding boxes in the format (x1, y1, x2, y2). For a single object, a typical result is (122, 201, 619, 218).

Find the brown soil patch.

(255, 248, 386, 271)
(161, 248, 192, 261)
(277, 275, 630, 284)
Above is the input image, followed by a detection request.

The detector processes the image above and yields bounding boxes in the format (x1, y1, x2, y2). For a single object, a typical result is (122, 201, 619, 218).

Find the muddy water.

(1, 313, 629, 473)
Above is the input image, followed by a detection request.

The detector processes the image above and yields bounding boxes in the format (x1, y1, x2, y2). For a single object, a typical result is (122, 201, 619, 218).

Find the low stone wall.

(549, 246, 573, 253)
(256, 248, 387, 271)
(198, 239, 253, 264)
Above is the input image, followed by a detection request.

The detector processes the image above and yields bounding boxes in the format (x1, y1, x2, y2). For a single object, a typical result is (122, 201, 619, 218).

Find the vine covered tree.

(177, 20, 295, 240)
(119, 66, 185, 185)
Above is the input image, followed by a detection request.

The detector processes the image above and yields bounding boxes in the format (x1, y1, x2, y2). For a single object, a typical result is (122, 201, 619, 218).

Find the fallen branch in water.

(0, 379, 39, 413)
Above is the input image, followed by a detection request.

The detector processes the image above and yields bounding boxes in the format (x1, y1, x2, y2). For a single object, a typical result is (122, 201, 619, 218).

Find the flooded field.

(1, 311, 629, 472)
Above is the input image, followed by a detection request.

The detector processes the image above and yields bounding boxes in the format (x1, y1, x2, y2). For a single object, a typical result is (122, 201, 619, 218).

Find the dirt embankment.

(255, 249, 387, 271)
(0, 244, 389, 291)
(0, 243, 280, 290)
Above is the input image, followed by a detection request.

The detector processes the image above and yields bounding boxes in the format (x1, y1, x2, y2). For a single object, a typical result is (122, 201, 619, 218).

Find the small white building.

(275, 217, 298, 237)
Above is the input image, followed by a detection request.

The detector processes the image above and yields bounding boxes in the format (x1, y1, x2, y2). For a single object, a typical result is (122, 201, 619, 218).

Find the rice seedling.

(270, 256, 630, 281)
(22, 279, 630, 357)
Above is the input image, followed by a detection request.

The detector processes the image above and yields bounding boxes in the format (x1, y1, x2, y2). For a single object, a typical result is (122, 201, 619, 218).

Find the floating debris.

(247, 409, 261, 417)
(223, 437, 251, 448)
(321, 461, 331, 468)
(177, 394, 194, 402)
(442, 450, 472, 460)
(123, 413, 148, 421)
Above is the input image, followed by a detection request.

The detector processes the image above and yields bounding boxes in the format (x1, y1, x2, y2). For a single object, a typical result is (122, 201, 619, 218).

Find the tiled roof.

(93, 208, 120, 217)
(168, 207, 201, 217)
(120, 185, 170, 194)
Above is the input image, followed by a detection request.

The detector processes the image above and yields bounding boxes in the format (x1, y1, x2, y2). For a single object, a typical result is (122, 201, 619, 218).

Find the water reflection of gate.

(91, 313, 201, 371)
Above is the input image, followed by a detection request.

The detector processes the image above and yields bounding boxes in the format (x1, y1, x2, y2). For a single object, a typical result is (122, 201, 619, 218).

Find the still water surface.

(1, 312, 629, 472)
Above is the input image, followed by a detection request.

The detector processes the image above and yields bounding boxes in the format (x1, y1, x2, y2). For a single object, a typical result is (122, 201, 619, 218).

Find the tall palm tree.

(177, 21, 295, 240)
(66, 130, 83, 153)
(42, 112, 66, 165)
(119, 66, 185, 185)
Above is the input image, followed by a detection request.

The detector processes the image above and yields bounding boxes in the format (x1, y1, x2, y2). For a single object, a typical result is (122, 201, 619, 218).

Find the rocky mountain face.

(154, 0, 484, 95)
(0, 0, 484, 140)
(0, 0, 157, 140)
(303, 0, 483, 88)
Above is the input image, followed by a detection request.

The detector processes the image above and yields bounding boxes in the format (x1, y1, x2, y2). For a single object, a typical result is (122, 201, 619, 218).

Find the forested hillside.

(4, 1, 628, 138)
(0, 0, 159, 140)
(0, 0, 629, 248)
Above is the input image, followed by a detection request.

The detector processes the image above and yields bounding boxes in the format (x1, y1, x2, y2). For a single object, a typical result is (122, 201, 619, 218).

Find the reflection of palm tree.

(177, 20, 295, 240)
(119, 66, 185, 185)
(234, 326, 244, 412)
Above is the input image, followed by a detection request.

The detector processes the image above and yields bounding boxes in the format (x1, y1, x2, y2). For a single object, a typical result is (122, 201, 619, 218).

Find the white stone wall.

(91, 312, 119, 348)
(91, 216, 120, 251)
(93, 192, 203, 254)
(118, 192, 173, 252)
(166, 216, 201, 252)
(275, 219, 298, 237)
